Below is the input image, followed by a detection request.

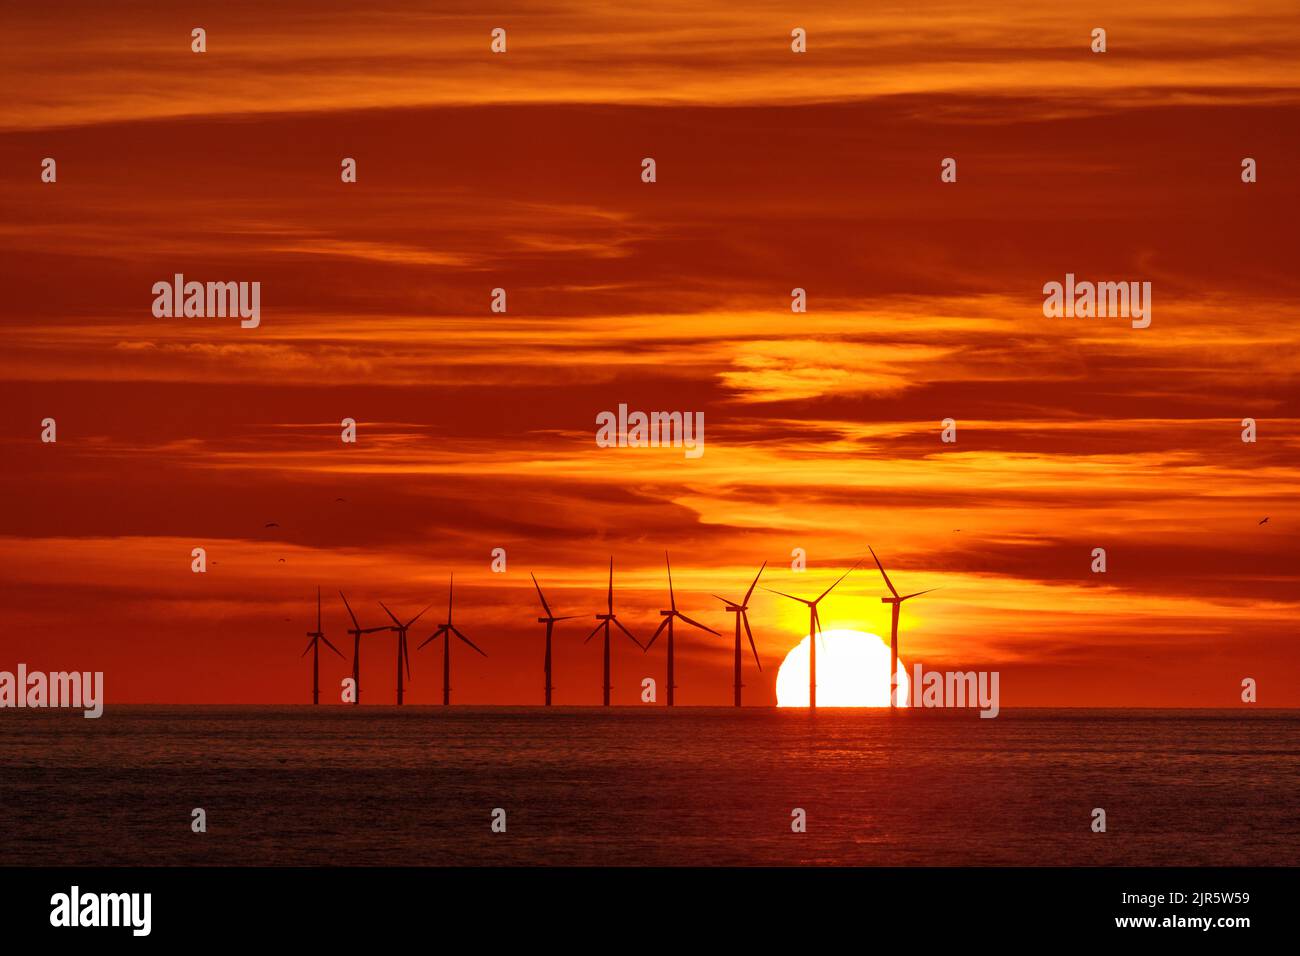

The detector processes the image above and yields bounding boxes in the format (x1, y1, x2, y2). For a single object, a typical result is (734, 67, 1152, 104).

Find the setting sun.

(774, 629, 910, 707)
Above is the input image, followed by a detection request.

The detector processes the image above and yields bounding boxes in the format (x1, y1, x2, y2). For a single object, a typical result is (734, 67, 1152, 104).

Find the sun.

(775, 629, 909, 707)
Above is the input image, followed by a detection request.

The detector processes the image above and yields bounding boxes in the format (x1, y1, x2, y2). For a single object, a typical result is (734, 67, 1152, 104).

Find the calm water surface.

(1, 707, 1296, 865)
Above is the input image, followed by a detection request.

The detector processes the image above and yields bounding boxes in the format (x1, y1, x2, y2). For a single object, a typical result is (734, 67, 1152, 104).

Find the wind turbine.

(713, 561, 766, 707)
(585, 558, 643, 705)
(532, 573, 580, 706)
(339, 591, 389, 705)
(378, 600, 433, 705)
(302, 586, 344, 705)
(645, 551, 718, 706)
(417, 574, 487, 705)
(869, 546, 937, 709)
(763, 561, 859, 709)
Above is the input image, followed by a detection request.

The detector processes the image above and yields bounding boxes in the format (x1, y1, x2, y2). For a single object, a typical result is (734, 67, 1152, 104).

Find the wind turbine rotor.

(868, 546, 899, 598)
(742, 612, 762, 671)
(531, 573, 553, 617)
(743, 561, 767, 605)
(645, 616, 670, 650)
(613, 617, 642, 649)
(677, 612, 718, 635)
(452, 626, 487, 657)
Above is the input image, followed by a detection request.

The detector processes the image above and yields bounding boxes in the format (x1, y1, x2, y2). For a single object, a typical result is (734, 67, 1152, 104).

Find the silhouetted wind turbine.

(763, 561, 859, 709)
(713, 561, 766, 707)
(378, 600, 433, 705)
(645, 551, 718, 706)
(339, 591, 389, 705)
(418, 574, 487, 705)
(302, 586, 344, 705)
(585, 558, 643, 706)
(532, 573, 580, 706)
(869, 546, 937, 709)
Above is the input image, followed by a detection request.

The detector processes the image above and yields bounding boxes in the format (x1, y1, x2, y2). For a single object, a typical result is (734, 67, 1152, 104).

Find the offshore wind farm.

(290, 553, 916, 708)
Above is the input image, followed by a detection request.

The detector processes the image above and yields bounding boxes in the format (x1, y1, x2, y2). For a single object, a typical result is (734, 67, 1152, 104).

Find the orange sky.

(1, 0, 1297, 706)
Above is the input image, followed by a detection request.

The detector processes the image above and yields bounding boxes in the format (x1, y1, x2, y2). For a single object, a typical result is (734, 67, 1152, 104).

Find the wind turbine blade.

(584, 621, 603, 644)
(531, 573, 553, 617)
(606, 557, 613, 615)
(761, 586, 811, 605)
(742, 613, 762, 671)
(301, 637, 315, 657)
(417, 626, 447, 651)
(378, 601, 402, 627)
(406, 602, 435, 629)
(743, 560, 767, 605)
(322, 636, 345, 659)
(815, 560, 861, 604)
(403, 634, 412, 681)
(899, 587, 940, 601)
(452, 626, 487, 657)
(416, 633, 435, 651)
(361, 626, 389, 634)
(711, 594, 733, 606)
(868, 546, 899, 598)
(665, 550, 676, 611)
(677, 613, 719, 636)
(644, 616, 670, 651)
(339, 591, 361, 629)
(613, 617, 642, 649)
(553, 615, 582, 622)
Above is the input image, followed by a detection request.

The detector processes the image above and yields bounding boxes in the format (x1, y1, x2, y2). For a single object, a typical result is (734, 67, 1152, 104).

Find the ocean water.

(0, 707, 1296, 866)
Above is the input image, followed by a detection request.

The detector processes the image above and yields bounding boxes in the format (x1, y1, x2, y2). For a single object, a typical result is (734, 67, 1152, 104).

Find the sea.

(1, 707, 1296, 866)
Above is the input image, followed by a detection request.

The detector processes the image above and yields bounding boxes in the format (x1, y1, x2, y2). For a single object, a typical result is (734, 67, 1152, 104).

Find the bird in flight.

(1259, 517, 1269, 525)
(264, 522, 280, 528)
(277, 558, 286, 563)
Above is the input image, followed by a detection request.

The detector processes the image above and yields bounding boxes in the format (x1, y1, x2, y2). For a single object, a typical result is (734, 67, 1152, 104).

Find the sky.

(1, 0, 1297, 706)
